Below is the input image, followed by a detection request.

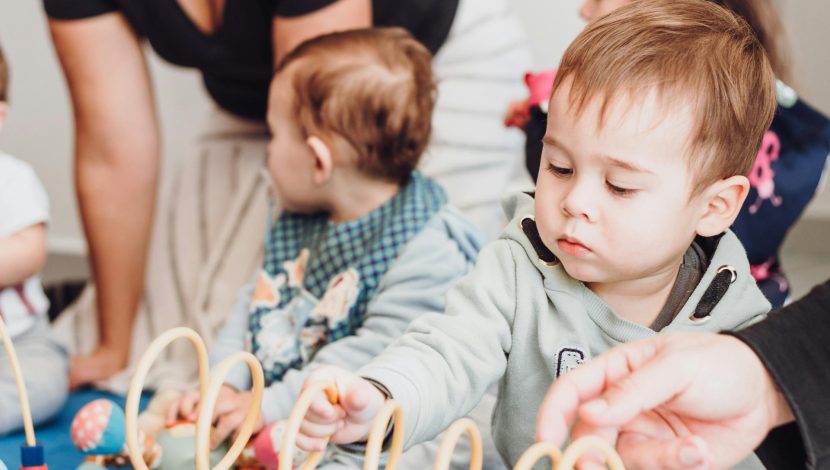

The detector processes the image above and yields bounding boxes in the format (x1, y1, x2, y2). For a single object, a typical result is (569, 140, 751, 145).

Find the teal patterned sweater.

(209, 174, 482, 424)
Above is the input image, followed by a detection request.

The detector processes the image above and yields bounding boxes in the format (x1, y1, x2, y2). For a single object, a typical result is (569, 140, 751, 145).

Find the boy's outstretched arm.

(297, 366, 388, 451)
(0, 224, 47, 286)
(294, 240, 518, 450)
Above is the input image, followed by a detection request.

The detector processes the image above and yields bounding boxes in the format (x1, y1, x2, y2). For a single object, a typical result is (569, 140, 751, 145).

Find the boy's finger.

(213, 396, 240, 417)
(300, 417, 342, 439)
(211, 412, 244, 449)
(295, 432, 329, 452)
(178, 393, 200, 422)
(308, 393, 338, 422)
(305, 404, 346, 425)
(166, 401, 180, 424)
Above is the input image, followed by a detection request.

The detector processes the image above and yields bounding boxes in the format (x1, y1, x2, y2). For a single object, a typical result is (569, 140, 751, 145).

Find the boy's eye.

(606, 181, 636, 196)
(546, 163, 573, 177)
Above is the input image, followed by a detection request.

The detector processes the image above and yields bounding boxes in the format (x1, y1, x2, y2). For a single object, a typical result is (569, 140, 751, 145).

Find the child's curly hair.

(277, 28, 436, 184)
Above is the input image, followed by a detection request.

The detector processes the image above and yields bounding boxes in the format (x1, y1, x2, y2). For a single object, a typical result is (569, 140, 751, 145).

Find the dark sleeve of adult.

(731, 279, 830, 469)
(42, 0, 117, 20)
(273, 0, 339, 17)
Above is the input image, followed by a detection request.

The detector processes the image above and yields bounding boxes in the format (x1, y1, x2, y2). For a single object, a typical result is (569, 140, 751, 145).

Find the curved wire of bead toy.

(121, 327, 625, 469)
(0, 316, 37, 447)
(1, 316, 49, 468)
(280, 381, 626, 470)
(124, 327, 265, 470)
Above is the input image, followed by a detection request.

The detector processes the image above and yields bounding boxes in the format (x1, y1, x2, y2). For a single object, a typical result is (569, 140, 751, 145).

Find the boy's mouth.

(556, 236, 591, 256)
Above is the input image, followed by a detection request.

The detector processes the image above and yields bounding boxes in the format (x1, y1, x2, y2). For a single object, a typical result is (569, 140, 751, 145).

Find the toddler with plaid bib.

(167, 28, 491, 468)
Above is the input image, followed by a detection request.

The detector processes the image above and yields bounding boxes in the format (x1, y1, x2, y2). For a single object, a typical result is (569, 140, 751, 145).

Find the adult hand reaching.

(535, 333, 794, 469)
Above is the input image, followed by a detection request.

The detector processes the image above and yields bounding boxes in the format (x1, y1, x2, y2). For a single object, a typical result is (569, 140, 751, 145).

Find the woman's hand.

(536, 333, 793, 469)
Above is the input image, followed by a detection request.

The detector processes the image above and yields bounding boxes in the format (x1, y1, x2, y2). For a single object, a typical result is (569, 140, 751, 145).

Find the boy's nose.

(561, 184, 595, 222)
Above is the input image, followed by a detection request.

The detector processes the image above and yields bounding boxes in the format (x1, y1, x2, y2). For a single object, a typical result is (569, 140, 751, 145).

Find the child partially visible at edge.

(295, 1, 776, 469)
(165, 28, 493, 467)
(0, 42, 69, 435)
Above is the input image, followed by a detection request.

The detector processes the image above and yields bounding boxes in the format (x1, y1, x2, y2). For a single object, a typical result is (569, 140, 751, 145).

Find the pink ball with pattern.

(70, 399, 126, 455)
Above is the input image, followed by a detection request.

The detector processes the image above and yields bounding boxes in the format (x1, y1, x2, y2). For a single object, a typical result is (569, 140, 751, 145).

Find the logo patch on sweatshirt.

(556, 347, 586, 378)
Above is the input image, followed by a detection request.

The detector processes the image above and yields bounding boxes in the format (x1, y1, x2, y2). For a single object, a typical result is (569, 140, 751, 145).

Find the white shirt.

(0, 152, 50, 338)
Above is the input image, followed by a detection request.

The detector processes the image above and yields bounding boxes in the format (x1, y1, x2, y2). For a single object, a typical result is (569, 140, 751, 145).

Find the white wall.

(0, 0, 828, 255)
(0, 0, 211, 254)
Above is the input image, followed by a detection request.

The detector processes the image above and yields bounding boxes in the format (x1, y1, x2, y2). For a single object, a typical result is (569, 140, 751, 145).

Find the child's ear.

(306, 135, 333, 185)
(695, 175, 750, 237)
(0, 102, 7, 128)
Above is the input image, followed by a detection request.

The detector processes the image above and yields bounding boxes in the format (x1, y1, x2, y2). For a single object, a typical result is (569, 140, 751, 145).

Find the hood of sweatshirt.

(500, 192, 771, 339)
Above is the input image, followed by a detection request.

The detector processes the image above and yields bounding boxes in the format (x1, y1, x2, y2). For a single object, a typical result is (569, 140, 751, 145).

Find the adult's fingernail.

(680, 441, 704, 466)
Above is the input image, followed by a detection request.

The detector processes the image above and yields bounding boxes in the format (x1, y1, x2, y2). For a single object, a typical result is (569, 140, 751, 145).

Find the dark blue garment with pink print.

(732, 98, 830, 307)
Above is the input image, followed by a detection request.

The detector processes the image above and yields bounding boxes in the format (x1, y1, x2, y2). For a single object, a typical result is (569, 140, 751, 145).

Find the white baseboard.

(48, 236, 88, 256)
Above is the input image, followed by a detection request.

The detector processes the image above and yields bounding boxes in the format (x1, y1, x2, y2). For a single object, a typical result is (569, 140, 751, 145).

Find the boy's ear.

(695, 175, 750, 237)
(306, 135, 333, 185)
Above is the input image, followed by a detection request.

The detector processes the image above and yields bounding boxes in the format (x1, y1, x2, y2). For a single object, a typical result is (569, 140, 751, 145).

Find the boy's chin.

(559, 260, 605, 284)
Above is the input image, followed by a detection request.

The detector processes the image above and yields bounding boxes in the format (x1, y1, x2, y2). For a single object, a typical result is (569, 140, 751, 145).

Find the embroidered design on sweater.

(249, 172, 447, 385)
(555, 347, 586, 378)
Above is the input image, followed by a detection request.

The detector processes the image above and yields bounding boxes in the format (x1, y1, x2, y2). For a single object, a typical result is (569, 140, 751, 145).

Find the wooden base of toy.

(280, 382, 626, 470)
(125, 327, 265, 470)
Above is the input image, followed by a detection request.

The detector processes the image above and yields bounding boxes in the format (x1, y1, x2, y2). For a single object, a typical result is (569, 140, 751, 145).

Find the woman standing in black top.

(43, 0, 532, 396)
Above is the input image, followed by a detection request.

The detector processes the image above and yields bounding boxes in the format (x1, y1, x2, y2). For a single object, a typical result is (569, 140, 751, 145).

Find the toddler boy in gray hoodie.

(295, 1, 777, 468)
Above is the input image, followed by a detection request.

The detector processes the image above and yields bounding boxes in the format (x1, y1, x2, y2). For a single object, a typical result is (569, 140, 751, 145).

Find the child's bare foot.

(70, 346, 129, 389)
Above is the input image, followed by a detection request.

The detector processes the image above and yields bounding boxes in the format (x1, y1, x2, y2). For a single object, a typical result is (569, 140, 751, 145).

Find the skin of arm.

(48, 12, 160, 387)
(0, 224, 47, 287)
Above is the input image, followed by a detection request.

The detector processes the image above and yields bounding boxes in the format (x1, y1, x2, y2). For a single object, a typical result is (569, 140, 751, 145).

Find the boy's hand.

(297, 367, 387, 452)
(166, 384, 263, 449)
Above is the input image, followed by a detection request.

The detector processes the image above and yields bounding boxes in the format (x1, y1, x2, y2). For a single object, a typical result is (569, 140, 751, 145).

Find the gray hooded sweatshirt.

(359, 192, 771, 469)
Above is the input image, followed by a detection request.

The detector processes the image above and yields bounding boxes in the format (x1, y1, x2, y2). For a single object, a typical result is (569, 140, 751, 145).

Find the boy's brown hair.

(0, 43, 8, 102)
(710, 0, 791, 84)
(277, 28, 435, 184)
(552, 0, 776, 195)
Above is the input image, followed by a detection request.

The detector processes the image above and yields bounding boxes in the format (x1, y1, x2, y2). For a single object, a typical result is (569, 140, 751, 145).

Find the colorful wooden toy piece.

(253, 423, 281, 469)
(125, 327, 265, 470)
(71, 399, 126, 454)
(155, 421, 230, 470)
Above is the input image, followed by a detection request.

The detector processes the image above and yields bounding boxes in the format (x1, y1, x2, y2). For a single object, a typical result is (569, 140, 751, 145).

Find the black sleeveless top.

(43, 0, 459, 120)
